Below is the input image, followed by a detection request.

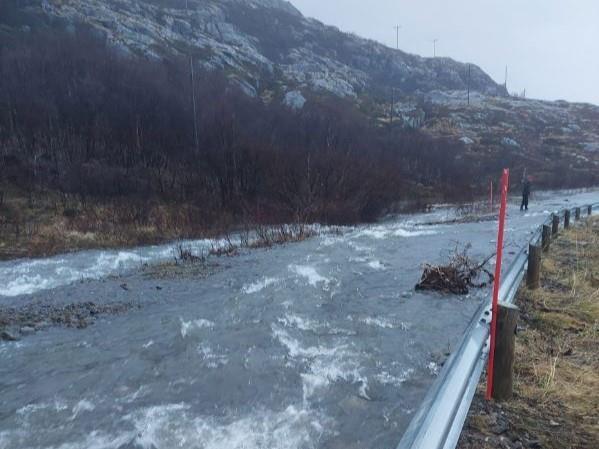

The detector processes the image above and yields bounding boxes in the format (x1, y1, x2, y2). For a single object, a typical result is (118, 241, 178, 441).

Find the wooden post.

(564, 210, 571, 229)
(575, 207, 581, 221)
(492, 302, 519, 401)
(527, 244, 541, 289)
(542, 225, 551, 252)
(552, 214, 560, 236)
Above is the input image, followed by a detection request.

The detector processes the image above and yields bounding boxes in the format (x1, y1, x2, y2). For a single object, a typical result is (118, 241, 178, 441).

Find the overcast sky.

(290, 0, 599, 105)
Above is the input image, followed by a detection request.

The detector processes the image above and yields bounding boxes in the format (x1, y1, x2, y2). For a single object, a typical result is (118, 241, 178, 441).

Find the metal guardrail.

(397, 202, 598, 449)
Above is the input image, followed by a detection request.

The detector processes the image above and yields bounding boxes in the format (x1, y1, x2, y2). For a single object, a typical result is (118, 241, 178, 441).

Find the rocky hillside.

(418, 92, 599, 184)
(6, 0, 505, 100)
(3, 0, 599, 185)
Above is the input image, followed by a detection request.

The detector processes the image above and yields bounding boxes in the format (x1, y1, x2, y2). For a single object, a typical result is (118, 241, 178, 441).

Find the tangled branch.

(416, 244, 495, 295)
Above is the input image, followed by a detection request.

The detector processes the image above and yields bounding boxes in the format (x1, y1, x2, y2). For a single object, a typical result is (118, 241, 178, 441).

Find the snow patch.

(283, 90, 306, 110)
(501, 137, 520, 148)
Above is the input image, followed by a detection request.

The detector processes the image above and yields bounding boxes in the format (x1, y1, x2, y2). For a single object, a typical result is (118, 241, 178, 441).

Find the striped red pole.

(486, 168, 510, 401)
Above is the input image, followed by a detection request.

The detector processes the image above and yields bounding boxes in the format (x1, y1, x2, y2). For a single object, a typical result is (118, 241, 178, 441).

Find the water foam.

(17, 398, 68, 417)
(180, 318, 215, 338)
(54, 431, 133, 449)
(125, 403, 329, 449)
(358, 317, 410, 330)
(367, 260, 385, 270)
(352, 224, 438, 241)
(241, 277, 279, 294)
(277, 314, 321, 332)
(197, 343, 229, 368)
(4, 401, 330, 449)
(69, 400, 95, 421)
(375, 369, 415, 388)
(0, 239, 216, 297)
(392, 228, 437, 238)
(288, 265, 329, 287)
(272, 325, 368, 402)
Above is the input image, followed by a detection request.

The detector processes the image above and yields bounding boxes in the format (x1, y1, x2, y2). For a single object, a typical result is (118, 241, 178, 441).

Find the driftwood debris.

(416, 245, 495, 295)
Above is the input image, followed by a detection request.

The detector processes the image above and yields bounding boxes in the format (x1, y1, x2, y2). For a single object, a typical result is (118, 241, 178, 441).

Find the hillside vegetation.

(0, 27, 480, 258)
(1, 0, 598, 258)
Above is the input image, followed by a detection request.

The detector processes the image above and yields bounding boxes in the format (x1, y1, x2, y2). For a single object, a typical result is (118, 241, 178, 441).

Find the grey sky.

(290, 0, 599, 105)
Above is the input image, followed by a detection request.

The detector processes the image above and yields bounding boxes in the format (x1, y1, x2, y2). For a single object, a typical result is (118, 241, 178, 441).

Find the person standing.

(521, 175, 532, 211)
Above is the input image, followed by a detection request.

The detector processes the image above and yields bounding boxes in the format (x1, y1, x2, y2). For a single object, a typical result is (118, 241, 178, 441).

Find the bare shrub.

(175, 244, 205, 264)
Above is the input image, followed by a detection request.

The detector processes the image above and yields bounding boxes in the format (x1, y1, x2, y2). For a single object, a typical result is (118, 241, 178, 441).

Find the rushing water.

(0, 190, 597, 449)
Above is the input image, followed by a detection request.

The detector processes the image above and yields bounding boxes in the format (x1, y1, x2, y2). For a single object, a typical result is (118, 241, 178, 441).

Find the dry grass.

(0, 187, 319, 260)
(0, 188, 189, 259)
(459, 217, 599, 449)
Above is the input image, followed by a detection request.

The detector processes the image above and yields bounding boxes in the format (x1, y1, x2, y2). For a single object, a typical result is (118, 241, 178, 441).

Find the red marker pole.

(486, 168, 510, 401)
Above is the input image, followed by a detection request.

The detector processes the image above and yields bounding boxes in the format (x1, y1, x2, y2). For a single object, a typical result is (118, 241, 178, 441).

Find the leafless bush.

(249, 224, 317, 249)
(175, 244, 205, 264)
(209, 234, 238, 257)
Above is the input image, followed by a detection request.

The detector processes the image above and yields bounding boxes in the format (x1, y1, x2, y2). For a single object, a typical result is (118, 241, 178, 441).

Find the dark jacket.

(522, 179, 531, 197)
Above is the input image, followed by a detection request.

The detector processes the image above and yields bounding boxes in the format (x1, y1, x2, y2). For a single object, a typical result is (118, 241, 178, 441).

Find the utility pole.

(390, 87, 395, 125)
(185, 0, 199, 154)
(433, 39, 438, 58)
(504, 65, 508, 92)
(190, 56, 199, 154)
(393, 25, 401, 50)
(467, 64, 471, 106)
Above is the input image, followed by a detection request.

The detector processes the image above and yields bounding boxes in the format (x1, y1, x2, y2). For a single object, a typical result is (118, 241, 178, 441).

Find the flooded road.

(1, 190, 597, 449)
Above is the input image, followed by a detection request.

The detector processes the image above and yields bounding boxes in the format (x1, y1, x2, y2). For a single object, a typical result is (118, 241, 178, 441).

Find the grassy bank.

(458, 218, 599, 449)
(0, 187, 216, 260)
(0, 186, 329, 261)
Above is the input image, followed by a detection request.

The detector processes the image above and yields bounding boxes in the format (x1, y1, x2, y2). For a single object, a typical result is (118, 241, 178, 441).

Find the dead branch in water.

(416, 244, 495, 295)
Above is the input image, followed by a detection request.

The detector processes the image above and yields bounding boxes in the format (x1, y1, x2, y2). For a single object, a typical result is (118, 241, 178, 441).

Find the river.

(1, 190, 597, 449)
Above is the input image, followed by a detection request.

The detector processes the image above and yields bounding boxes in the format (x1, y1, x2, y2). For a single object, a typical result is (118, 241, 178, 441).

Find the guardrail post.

(527, 244, 542, 289)
(575, 207, 581, 221)
(589, 205, 593, 216)
(552, 214, 560, 236)
(564, 210, 571, 229)
(492, 302, 519, 401)
(542, 225, 551, 252)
